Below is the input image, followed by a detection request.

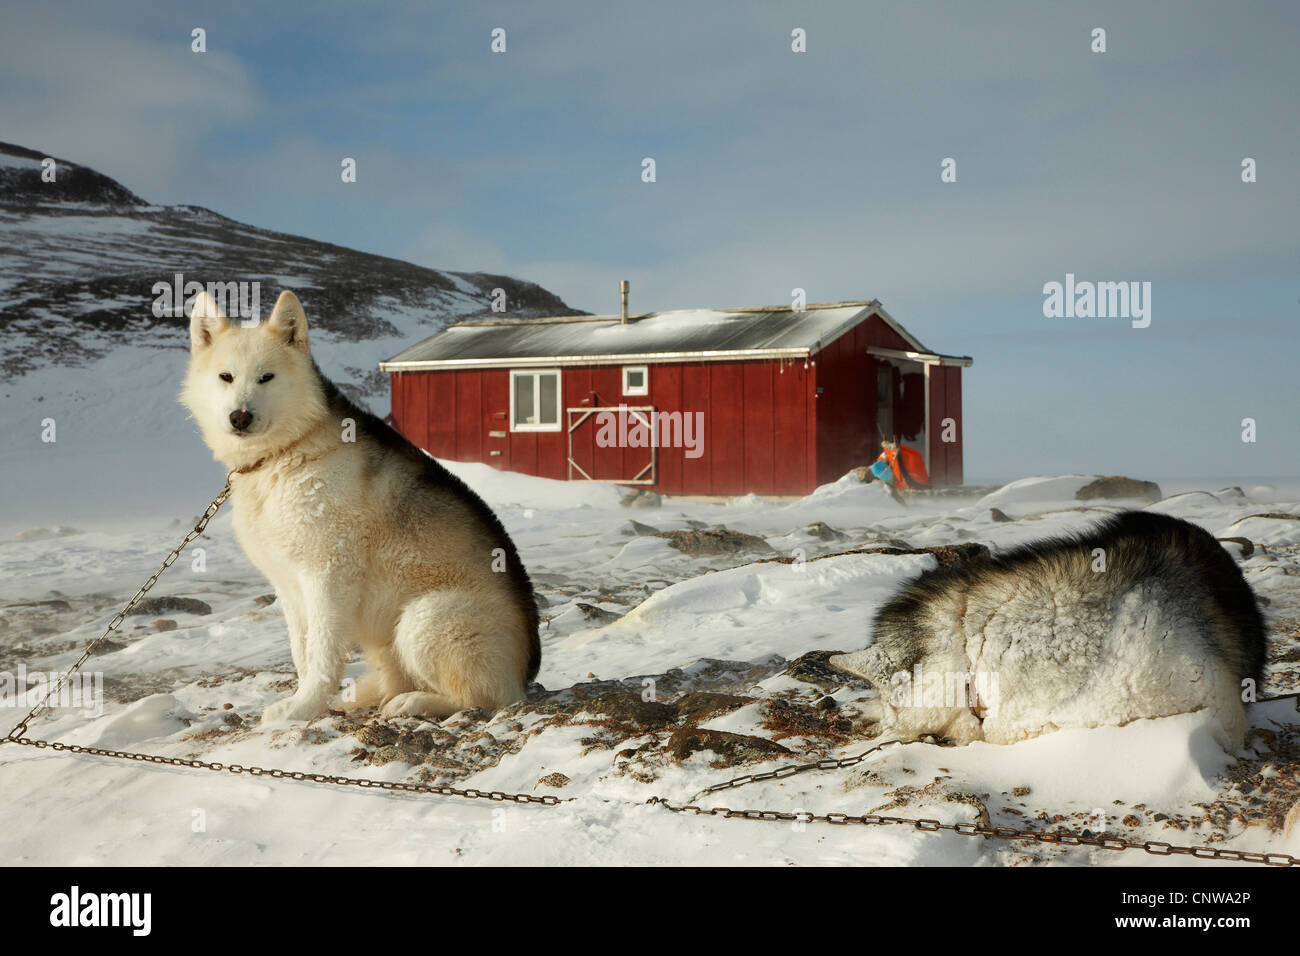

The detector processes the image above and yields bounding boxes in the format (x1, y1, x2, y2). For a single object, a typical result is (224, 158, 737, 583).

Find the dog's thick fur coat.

(831, 511, 1265, 747)
(181, 290, 539, 723)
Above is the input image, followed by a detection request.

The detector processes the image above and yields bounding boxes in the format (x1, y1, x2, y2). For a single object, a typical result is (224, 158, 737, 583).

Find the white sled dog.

(830, 512, 1266, 748)
(181, 290, 539, 723)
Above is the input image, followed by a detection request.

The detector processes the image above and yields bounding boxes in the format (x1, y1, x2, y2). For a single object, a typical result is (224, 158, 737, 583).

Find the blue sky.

(2, 0, 1297, 481)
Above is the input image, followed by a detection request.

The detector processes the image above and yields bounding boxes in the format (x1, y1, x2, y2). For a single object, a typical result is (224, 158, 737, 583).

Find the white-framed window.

(510, 369, 562, 431)
(622, 365, 649, 396)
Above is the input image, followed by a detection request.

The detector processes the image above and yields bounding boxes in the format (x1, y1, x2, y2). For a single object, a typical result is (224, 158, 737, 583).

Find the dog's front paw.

(261, 696, 320, 724)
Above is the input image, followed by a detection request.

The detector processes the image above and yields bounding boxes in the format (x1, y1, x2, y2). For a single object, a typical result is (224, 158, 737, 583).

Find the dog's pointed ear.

(265, 291, 309, 351)
(189, 290, 229, 349)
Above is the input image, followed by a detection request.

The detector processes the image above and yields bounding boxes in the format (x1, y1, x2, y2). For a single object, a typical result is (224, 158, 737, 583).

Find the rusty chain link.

(2, 734, 561, 804)
(2, 479, 1296, 865)
(649, 739, 1299, 866)
(644, 797, 1300, 866)
(687, 737, 910, 803)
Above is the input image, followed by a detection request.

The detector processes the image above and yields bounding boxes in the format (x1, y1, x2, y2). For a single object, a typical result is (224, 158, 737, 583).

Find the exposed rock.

(946, 792, 991, 829)
(4, 599, 72, 612)
(1075, 476, 1162, 503)
(761, 698, 853, 740)
(580, 691, 678, 729)
(151, 619, 177, 632)
(674, 692, 753, 724)
(805, 521, 848, 541)
(666, 728, 791, 767)
(574, 603, 621, 625)
(989, 508, 1012, 522)
(422, 752, 468, 771)
(253, 594, 277, 607)
(847, 466, 874, 483)
(536, 772, 571, 789)
(785, 650, 870, 693)
(854, 542, 989, 568)
(620, 489, 662, 508)
(370, 745, 422, 766)
(653, 528, 774, 557)
(129, 596, 212, 616)
(396, 730, 440, 755)
(354, 724, 400, 748)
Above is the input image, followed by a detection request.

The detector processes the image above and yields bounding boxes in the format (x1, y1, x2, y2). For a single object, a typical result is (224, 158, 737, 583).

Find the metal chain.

(650, 740, 1299, 866)
(2, 734, 562, 804)
(645, 798, 1300, 866)
(2, 480, 1296, 865)
(687, 737, 910, 803)
(1, 475, 569, 812)
(5, 475, 235, 743)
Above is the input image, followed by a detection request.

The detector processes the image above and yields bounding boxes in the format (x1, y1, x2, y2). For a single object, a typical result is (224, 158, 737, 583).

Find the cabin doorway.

(874, 359, 928, 479)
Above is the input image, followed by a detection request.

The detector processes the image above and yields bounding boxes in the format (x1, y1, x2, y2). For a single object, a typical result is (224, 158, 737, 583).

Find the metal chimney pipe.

(620, 280, 629, 324)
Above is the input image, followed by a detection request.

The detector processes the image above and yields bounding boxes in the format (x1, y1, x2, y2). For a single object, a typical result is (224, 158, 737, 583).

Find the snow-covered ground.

(2, 464, 1299, 866)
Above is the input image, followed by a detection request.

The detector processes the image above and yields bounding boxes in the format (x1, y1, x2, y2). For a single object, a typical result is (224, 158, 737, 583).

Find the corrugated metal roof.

(381, 301, 929, 368)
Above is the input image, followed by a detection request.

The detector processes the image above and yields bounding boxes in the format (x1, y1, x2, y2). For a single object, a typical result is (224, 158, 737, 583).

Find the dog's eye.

(219, 372, 234, 383)
(258, 373, 275, 384)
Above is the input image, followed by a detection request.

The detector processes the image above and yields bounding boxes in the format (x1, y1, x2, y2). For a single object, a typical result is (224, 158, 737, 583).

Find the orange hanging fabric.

(898, 445, 929, 486)
(875, 441, 930, 490)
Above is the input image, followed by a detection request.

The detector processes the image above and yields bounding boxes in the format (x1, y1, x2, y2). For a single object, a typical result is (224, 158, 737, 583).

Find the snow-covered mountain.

(0, 142, 577, 526)
(0, 141, 573, 387)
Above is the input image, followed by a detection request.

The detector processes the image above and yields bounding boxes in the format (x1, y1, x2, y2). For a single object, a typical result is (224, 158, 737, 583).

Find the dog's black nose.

(230, 409, 254, 432)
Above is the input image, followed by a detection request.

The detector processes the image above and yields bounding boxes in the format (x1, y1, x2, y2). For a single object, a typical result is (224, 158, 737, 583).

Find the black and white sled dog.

(831, 511, 1266, 748)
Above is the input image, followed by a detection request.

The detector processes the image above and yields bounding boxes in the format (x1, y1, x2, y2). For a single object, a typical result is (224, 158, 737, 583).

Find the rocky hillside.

(0, 141, 576, 401)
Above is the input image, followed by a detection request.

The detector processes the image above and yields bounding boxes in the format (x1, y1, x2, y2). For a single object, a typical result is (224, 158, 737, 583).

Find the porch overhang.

(867, 346, 973, 367)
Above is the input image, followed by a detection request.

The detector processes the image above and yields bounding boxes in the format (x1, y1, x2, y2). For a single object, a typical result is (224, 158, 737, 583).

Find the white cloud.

(0, 8, 262, 202)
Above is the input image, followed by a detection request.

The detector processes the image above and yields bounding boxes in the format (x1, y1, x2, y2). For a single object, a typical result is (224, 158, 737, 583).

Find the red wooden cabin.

(380, 299, 971, 497)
